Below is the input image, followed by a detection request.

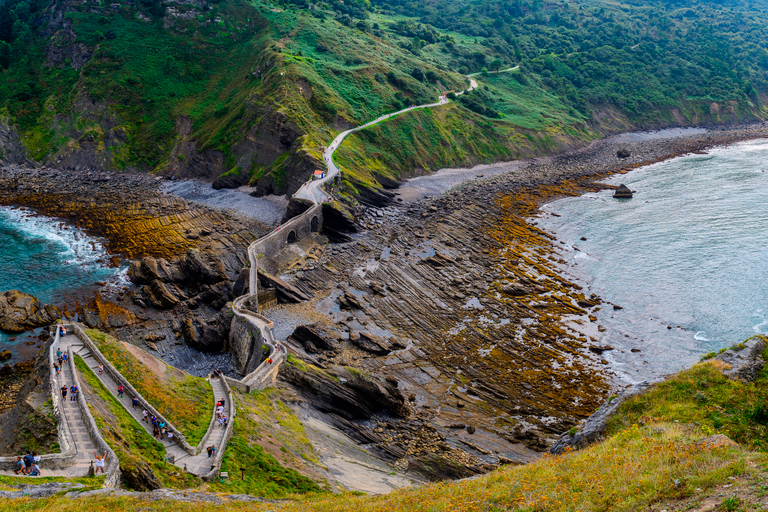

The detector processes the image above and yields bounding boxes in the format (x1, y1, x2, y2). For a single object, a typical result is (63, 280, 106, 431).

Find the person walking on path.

(142, 409, 148, 423)
(132, 397, 139, 409)
(207, 445, 217, 458)
(22, 451, 34, 473)
(216, 404, 224, 419)
(14, 456, 24, 475)
(167, 430, 174, 443)
(117, 385, 124, 398)
(60, 385, 67, 401)
(70, 385, 78, 401)
(53, 362, 59, 375)
(98, 364, 104, 376)
(94, 451, 107, 474)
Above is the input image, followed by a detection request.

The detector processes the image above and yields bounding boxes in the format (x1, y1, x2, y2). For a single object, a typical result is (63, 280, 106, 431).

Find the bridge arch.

(310, 216, 319, 233)
(287, 230, 297, 244)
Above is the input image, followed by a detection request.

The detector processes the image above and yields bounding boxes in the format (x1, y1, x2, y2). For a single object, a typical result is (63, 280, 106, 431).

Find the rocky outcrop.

(321, 203, 357, 243)
(181, 311, 230, 352)
(281, 197, 314, 223)
(0, 291, 60, 333)
(616, 149, 631, 158)
(715, 337, 766, 382)
(550, 382, 651, 454)
(280, 362, 411, 420)
(613, 184, 633, 198)
(287, 324, 342, 354)
(0, 116, 27, 165)
(350, 332, 406, 355)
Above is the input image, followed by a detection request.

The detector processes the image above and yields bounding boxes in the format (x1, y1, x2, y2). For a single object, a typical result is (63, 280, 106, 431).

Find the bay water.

(537, 137, 768, 384)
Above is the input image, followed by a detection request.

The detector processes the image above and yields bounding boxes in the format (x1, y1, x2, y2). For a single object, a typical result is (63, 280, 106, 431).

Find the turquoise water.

(537, 138, 768, 383)
(0, 206, 126, 360)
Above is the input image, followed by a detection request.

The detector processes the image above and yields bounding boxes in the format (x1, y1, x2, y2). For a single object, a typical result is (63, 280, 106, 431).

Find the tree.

(490, 58, 502, 71)
(411, 67, 425, 81)
(425, 70, 438, 83)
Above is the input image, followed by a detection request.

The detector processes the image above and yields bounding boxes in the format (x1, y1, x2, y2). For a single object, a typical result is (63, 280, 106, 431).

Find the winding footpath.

(232, 67, 520, 383)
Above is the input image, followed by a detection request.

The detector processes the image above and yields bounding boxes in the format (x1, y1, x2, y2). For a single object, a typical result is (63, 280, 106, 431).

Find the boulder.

(212, 171, 246, 190)
(232, 268, 250, 297)
(181, 312, 229, 351)
(0, 290, 60, 333)
(616, 149, 631, 158)
(351, 332, 406, 355)
(288, 323, 342, 353)
(0, 350, 11, 361)
(613, 184, 633, 198)
(181, 250, 229, 285)
(143, 280, 180, 309)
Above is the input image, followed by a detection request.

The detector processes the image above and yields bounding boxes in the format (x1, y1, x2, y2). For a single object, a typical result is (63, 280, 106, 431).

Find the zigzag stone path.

(62, 333, 226, 477)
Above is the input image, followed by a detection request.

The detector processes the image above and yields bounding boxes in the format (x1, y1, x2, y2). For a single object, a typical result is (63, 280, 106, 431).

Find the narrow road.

(300, 66, 520, 204)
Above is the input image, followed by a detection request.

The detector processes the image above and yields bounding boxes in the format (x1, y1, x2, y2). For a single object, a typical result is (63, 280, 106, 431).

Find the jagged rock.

(181, 312, 229, 351)
(212, 171, 246, 190)
(121, 463, 161, 491)
(280, 362, 411, 420)
(281, 197, 314, 223)
(339, 291, 366, 311)
(321, 203, 357, 243)
(287, 324, 342, 353)
(143, 280, 180, 309)
(0, 351, 10, 361)
(616, 149, 631, 158)
(0, 290, 60, 333)
(198, 281, 233, 310)
(421, 252, 455, 267)
(257, 271, 309, 303)
(613, 184, 633, 198)
(500, 284, 532, 297)
(715, 337, 766, 382)
(350, 332, 406, 355)
(181, 250, 228, 285)
(232, 268, 250, 297)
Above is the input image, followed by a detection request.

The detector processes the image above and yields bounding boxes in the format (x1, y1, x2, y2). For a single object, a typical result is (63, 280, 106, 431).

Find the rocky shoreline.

(265, 122, 768, 478)
(2, 123, 768, 480)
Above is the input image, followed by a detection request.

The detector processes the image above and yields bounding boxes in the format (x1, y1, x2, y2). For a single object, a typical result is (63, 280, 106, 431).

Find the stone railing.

(70, 324, 198, 456)
(201, 375, 236, 481)
(67, 345, 120, 487)
(0, 327, 77, 471)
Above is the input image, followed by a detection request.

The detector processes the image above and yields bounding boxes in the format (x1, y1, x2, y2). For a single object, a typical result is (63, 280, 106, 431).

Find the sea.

(536, 137, 768, 384)
(0, 207, 127, 362)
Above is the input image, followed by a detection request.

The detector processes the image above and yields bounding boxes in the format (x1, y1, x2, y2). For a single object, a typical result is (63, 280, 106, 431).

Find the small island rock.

(613, 184, 633, 198)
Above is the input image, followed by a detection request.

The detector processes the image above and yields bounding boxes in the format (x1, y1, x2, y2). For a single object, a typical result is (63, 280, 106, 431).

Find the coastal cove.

(0, 207, 127, 361)
(537, 136, 768, 385)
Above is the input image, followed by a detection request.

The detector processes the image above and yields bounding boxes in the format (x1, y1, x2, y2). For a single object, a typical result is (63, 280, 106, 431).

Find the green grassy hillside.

(1, 0, 768, 197)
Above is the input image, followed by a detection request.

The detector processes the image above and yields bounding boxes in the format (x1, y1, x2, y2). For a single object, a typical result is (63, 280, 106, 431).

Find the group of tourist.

(13, 451, 41, 476)
(211, 368, 223, 378)
(53, 349, 68, 376)
(216, 399, 228, 428)
(147, 414, 175, 442)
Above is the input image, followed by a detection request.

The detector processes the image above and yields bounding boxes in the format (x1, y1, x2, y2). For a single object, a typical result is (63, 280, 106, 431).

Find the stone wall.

(66, 345, 121, 487)
(201, 376, 235, 481)
(71, 324, 197, 455)
(0, 327, 77, 471)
